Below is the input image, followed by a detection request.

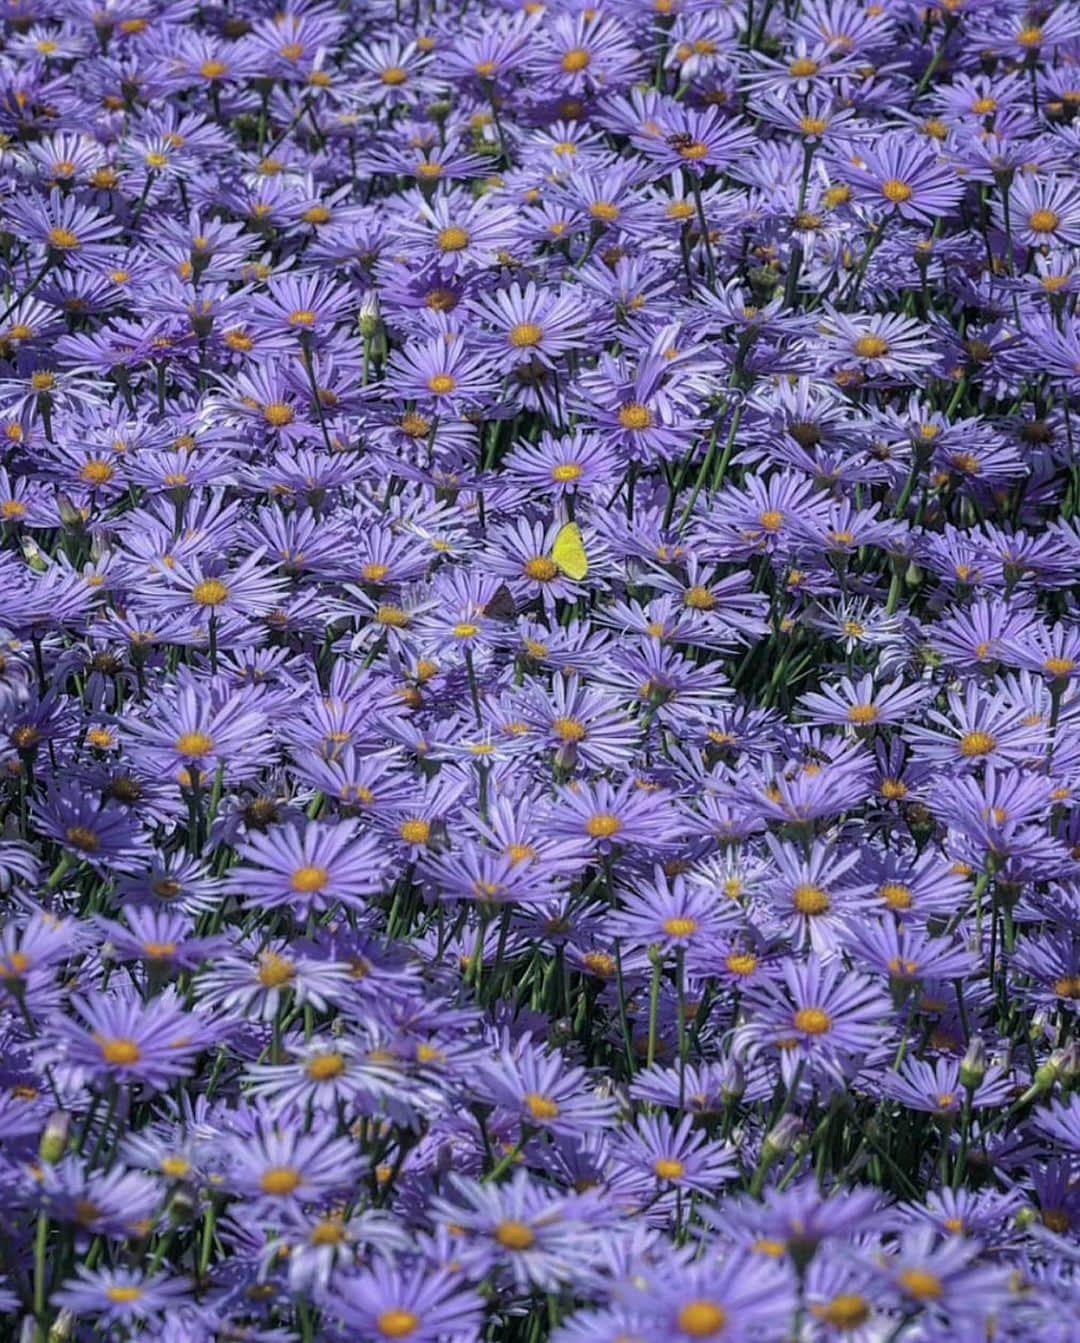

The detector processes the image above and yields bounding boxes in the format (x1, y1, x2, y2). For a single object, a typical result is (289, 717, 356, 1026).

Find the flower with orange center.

(619, 403, 653, 430)
(793, 884, 830, 915)
(958, 730, 995, 758)
(561, 47, 591, 72)
(523, 555, 558, 582)
(853, 334, 889, 359)
(881, 177, 912, 203)
(677, 1302, 727, 1338)
(585, 813, 621, 839)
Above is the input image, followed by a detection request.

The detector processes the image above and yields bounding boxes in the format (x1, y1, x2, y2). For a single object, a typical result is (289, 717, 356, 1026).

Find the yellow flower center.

(793, 884, 830, 915)
(589, 201, 620, 222)
(101, 1038, 141, 1065)
(105, 1285, 143, 1303)
(959, 730, 996, 757)
(291, 865, 329, 893)
(495, 1219, 535, 1250)
(561, 47, 591, 72)
(619, 403, 653, 430)
(65, 826, 99, 852)
(655, 1157, 686, 1180)
(583, 951, 615, 977)
(684, 585, 716, 609)
(175, 731, 214, 757)
(437, 226, 470, 252)
(428, 374, 456, 395)
(257, 953, 295, 988)
(288, 308, 317, 327)
(881, 178, 913, 203)
(378, 1311, 420, 1338)
(191, 578, 229, 606)
(380, 65, 408, 85)
(264, 402, 294, 426)
(677, 1301, 728, 1338)
(1016, 25, 1043, 47)
(260, 1166, 302, 1196)
(879, 882, 914, 910)
(307, 1052, 346, 1080)
(524, 555, 559, 581)
(759, 510, 784, 532)
(552, 462, 583, 481)
(853, 334, 889, 358)
(80, 460, 114, 486)
(847, 704, 879, 724)
(142, 941, 177, 959)
(525, 1093, 560, 1120)
(47, 226, 80, 249)
(585, 813, 621, 838)
(1029, 209, 1060, 233)
(814, 1294, 869, 1328)
(794, 1007, 832, 1034)
(789, 57, 818, 76)
(509, 322, 544, 347)
(662, 916, 698, 937)
(400, 819, 431, 845)
(679, 141, 710, 160)
(898, 1269, 942, 1301)
(800, 116, 829, 135)
(552, 716, 587, 742)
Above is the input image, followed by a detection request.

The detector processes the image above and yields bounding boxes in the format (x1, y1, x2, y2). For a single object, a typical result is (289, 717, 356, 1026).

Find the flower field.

(0, 0, 1079, 1339)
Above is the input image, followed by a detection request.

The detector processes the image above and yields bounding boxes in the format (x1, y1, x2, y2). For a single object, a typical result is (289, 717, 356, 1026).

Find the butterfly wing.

(553, 522, 588, 580)
(484, 583, 517, 620)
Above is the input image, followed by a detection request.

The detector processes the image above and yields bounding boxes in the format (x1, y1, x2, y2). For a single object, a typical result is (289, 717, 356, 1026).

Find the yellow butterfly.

(552, 522, 588, 580)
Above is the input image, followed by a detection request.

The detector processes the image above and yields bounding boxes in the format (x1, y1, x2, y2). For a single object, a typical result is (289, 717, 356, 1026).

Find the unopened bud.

(48, 1310, 74, 1343)
(1015, 1206, 1038, 1231)
(358, 290, 380, 338)
(57, 492, 84, 528)
(1019, 1049, 1067, 1105)
(722, 1060, 747, 1104)
(762, 1114, 803, 1160)
(39, 1111, 70, 1165)
(20, 536, 47, 572)
(960, 1035, 986, 1090)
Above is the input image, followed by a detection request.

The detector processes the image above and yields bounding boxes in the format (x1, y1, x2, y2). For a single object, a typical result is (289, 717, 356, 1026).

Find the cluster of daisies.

(1, 0, 1079, 1339)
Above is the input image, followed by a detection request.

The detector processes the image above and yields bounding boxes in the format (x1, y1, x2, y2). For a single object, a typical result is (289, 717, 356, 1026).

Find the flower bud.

(358, 290, 380, 338)
(20, 536, 47, 572)
(48, 1312, 75, 1343)
(721, 1059, 746, 1104)
(960, 1034, 986, 1090)
(39, 1111, 70, 1166)
(57, 492, 85, 529)
(762, 1114, 803, 1160)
